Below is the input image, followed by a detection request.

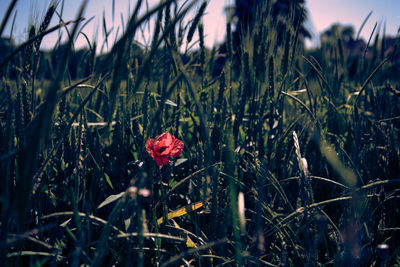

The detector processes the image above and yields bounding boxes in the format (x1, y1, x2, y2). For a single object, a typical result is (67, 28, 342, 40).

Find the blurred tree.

(320, 23, 366, 58)
(320, 23, 355, 45)
(213, 0, 311, 77)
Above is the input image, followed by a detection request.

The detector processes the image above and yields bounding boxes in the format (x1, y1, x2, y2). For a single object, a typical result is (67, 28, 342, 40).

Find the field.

(1, 0, 400, 266)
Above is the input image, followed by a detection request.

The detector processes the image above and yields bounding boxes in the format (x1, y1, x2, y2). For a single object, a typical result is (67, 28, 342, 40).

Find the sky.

(306, 0, 400, 47)
(1, 0, 399, 53)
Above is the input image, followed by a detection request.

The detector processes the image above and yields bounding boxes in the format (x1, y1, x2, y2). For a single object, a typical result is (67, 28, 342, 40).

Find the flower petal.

(146, 132, 184, 166)
(157, 132, 173, 146)
(145, 138, 155, 158)
(154, 155, 169, 166)
(154, 133, 174, 156)
(170, 139, 184, 157)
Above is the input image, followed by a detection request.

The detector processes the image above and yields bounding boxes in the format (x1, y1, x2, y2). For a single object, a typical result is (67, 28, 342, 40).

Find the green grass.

(1, 0, 400, 266)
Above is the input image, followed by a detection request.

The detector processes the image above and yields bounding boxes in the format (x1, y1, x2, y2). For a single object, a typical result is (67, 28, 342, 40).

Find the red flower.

(145, 132, 184, 166)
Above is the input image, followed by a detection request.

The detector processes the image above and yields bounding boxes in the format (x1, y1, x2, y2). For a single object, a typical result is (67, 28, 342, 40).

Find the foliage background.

(1, 0, 400, 266)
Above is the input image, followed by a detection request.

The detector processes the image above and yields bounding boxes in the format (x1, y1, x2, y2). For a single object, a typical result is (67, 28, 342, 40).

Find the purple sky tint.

(1, 0, 399, 52)
(307, 0, 400, 46)
(0, 0, 230, 53)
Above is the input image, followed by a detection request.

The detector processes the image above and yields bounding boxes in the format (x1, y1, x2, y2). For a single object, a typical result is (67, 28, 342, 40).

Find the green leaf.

(165, 99, 178, 107)
(97, 191, 124, 209)
(174, 158, 187, 166)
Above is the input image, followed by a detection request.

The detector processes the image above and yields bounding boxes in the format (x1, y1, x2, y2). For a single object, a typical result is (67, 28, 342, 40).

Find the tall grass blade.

(356, 11, 373, 40)
(0, 0, 18, 36)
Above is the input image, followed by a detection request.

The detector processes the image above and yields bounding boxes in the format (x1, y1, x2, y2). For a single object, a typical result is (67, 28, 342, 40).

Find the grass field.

(1, 0, 400, 266)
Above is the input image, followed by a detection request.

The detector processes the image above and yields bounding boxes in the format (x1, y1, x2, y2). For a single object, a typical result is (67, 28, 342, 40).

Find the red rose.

(145, 132, 184, 166)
